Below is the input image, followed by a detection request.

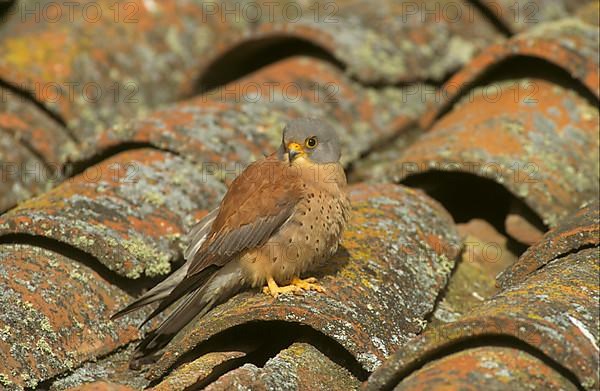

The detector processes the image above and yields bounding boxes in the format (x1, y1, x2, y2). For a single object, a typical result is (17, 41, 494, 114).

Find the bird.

(111, 117, 351, 367)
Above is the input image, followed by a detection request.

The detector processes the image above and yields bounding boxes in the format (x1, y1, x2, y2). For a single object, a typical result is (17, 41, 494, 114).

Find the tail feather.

(138, 265, 218, 327)
(130, 261, 245, 365)
(111, 207, 218, 321)
(110, 262, 190, 320)
(131, 284, 217, 359)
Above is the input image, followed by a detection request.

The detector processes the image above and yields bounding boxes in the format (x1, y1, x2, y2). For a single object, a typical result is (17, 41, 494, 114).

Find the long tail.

(129, 261, 245, 367)
(110, 208, 218, 321)
(110, 263, 190, 321)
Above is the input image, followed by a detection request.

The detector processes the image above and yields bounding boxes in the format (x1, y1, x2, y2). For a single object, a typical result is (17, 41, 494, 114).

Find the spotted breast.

(241, 161, 351, 287)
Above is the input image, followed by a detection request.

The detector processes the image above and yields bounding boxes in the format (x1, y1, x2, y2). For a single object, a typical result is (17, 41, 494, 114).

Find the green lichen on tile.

(72, 235, 95, 248)
(50, 344, 151, 390)
(436, 254, 454, 276)
(40, 318, 56, 336)
(36, 337, 55, 356)
(0, 373, 13, 387)
(69, 267, 90, 284)
(122, 237, 171, 278)
(143, 191, 166, 206)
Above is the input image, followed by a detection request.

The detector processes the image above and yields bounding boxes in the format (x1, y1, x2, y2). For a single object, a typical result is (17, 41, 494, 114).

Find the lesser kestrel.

(112, 118, 350, 366)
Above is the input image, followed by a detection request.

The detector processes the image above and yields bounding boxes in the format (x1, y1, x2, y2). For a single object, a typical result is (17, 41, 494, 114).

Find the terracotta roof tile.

(498, 200, 599, 289)
(430, 219, 519, 325)
(0, 130, 48, 213)
(0, 244, 146, 389)
(89, 56, 430, 168)
(391, 346, 580, 390)
(203, 343, 360, 391)
(0, 148, 225, 279)
(196, 0, 505, 85)
(393, 77, 599, 228)
(146, 183, 462, 380)
(0, 1, 217, 142)
(0, 2, 597, 390)
(152, 351, 246, 391)
(365, 246, 599, 390)
(477, 0, 591, 33)
(422, 18, 600, 128)
(0, 84, 75, 166)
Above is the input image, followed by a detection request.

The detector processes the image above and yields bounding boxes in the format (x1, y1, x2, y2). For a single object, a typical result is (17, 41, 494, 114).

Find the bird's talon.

(263, 276, 325, 297)
(291, 276, 326, 293)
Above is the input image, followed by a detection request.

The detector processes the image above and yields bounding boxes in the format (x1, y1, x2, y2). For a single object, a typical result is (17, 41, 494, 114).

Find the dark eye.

(305, 136, 318, 148)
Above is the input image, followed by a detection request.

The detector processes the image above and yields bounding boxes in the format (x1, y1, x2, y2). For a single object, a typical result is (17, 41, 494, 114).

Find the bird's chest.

(269, 187, 349, 281)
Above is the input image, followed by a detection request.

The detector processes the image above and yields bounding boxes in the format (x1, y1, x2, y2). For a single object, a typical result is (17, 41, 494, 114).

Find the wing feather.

(187, 155, 304, 275)
(183, 207, 220, 261)
(111, 208, 218, 320)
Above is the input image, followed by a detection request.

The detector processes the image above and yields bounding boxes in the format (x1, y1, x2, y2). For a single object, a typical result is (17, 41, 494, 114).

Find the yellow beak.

(287, 142, 305, 161)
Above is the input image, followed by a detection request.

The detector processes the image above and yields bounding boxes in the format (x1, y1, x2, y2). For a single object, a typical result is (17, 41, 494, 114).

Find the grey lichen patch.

(143, 191, 166, 207)
(0, 373, 15, 389)
(49, 344, 150, 391)
(0, 244, 146, 389)
(72, 235, 96, 248)
(121, 237, 172, 279)
(332, 24, 407, 81)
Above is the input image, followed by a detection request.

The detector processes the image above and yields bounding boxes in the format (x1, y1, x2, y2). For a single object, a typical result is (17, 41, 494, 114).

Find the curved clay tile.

(145, 183, 462, 380)
(365, 247, 599, 391)
(0, 0, 502, 147)
(422, 19, 599, 128)
(0, 85, 76, 212)
(194, 0, 505, 86)
(151, 351, 247, 391)
(391, 346, 579, 390)
(498, 200, 599, 289)
(0, 131, 49, 213)
(92, 56, 431, 167)
(0, 148, 226, 278)
(0, 244, 147, 390)
(391, 78, 599, 229)
(202, 343, 360, 391)
(0, 1, 221, 142)
(477, 0, 591, 33)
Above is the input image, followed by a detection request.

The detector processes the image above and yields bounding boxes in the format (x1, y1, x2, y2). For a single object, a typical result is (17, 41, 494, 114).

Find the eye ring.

(305, 136, 318, 149)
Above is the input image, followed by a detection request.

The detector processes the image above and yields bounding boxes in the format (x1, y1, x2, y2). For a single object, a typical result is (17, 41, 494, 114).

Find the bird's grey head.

(278, 118, 341, 164)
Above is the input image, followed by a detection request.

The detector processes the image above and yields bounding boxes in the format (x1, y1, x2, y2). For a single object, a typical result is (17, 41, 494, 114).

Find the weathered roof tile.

(498, 200, 599, 289)
(0, 84, 77, 211)
(0, 1, 217, 142)
(391, 346, 579, 391)
(477, 0, 591, 33)
(0, 130, 50, 213)
(0, 244, 146, 390)
(204, 343, 360, 391)
(365, 247, 599, 390)
(147, 183, 462, 380)
(0, 149, 226, 279)
(391, 78, 599, 228)
(91, 56, 432, 167)
(196, 0, 505, 85)
(151, 351, 246, 391)
(422, 19, 599, 128)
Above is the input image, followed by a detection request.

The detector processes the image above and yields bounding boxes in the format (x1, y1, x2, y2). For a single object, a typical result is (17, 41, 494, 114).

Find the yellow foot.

(290, 276, 326, 293)
(262, 276, 325, 298)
